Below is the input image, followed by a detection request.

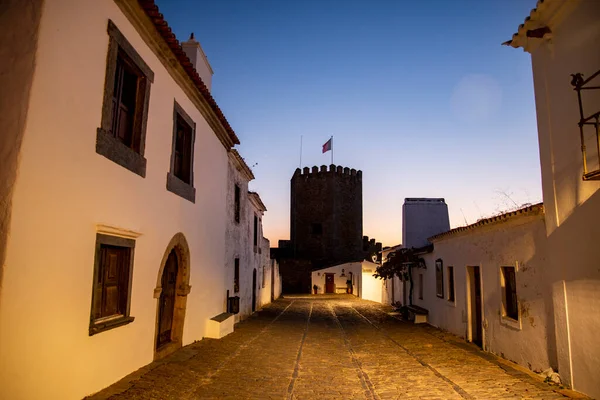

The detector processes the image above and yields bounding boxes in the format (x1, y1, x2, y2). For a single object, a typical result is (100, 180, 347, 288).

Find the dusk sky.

(157, 0, 541, 247)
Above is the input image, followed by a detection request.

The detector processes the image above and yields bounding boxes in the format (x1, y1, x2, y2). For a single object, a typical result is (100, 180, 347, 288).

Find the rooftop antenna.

(459, 208, 468, 226)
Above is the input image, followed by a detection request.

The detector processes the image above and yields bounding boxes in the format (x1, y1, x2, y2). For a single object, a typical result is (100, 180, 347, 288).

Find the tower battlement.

(290, 164, 363, 268)
(293, 164, 362, 180)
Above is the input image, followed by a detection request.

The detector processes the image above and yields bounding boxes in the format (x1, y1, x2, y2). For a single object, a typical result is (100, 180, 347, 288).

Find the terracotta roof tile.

(429, 203, 544, 241)
(137, 0, 240, 146)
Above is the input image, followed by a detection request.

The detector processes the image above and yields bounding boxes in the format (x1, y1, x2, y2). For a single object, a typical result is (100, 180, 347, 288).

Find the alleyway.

(90, 296, 581, 400)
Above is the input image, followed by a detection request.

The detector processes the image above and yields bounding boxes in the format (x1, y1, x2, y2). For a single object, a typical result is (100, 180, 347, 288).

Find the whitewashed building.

(413, 204, 552, 373)
(0, 1, 270, 399)
(503, 1, 600, 397)
(311, 261, 381, 303)
(225, 151, 281, 323)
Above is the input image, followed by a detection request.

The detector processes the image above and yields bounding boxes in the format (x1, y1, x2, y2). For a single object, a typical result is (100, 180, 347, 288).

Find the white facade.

(402, 198, 450, 249)
(311, 261, 382, 302)
(225, 152, 280, 322)
(505, 1, 600, 397)
(0, 1, 240, 399)
(415, 206, 552, 373)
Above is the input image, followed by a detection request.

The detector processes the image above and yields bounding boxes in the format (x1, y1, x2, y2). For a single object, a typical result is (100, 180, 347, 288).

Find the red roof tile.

(138, 0, 240, 146)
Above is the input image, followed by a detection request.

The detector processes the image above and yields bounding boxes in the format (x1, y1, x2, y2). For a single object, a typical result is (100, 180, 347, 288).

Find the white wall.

(311, 262, 361, 295)
(361, 261, 384, 303)
(0, 1, 229, 399)
(528, 2, 600, 397)
(417, 212, 552, 374)
(402, 198, 450, 249)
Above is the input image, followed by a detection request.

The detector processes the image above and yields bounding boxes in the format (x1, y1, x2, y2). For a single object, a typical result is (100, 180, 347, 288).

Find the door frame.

(325, 273, 335, 294)
(466, 265, 484, 348)
(153, 233, 191, 360)
(252, 268, 257, 312)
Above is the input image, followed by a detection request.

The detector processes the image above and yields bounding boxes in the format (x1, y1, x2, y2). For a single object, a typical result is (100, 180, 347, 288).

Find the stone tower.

(290, 164, 363, 267)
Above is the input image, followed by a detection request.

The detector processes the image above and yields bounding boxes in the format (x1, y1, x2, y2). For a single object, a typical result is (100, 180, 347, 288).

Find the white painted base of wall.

(205, 313, 234, 339)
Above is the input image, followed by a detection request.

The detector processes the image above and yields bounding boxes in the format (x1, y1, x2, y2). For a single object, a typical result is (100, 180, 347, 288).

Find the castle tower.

(290, 165, 363, 267)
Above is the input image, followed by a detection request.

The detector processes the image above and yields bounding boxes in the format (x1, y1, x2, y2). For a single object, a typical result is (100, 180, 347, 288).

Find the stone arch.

(153, 232, 192, 360)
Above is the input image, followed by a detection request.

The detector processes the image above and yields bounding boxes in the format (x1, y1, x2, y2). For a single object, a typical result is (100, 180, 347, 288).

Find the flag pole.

(331, 136, 334, 164)
(299, 135, 303, 168)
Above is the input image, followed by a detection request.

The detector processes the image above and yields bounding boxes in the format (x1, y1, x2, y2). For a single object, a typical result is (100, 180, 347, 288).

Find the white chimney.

(181, 33, 214, 91)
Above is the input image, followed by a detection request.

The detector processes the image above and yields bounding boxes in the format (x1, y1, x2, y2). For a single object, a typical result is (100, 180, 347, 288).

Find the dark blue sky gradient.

(157, 0, 541, 246)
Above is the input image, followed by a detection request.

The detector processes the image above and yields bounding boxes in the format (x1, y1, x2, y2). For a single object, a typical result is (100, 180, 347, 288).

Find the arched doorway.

(252, 268, 257, 312)
(157, 249, 178, 348)
(154, 233, 191, 360)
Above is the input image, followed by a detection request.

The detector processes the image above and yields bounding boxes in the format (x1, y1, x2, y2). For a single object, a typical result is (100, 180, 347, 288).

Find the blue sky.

(157, 0, 541, 247)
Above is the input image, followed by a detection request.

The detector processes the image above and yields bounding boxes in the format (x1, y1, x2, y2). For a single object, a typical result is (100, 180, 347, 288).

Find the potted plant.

(346, 279, 352, 294)
(313, 284, 318, 294)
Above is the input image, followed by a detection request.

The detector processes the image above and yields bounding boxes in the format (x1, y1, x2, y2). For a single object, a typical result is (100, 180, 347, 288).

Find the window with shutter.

(97, 20, 154, 177)
(501, 266, 519, 320)
(447, 266, 455, 302)
(89, 234, 135, 335)
(167, 101, 196, 202)
(234, 184, 241, 223)
(234, 258, 240, 293)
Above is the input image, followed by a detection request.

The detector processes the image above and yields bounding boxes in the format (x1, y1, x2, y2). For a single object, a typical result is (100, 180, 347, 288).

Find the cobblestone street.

(90, 296, 583, 400)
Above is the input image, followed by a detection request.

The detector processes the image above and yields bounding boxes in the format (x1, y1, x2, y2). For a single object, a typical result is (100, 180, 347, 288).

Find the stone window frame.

(500, 266, 519, 322)
(447, 265, 455, 304)
(96, 20, 154, 178)
(435, 258, 444, 298)
(89, 233, 136, 336)
(166, 100, 196, 203)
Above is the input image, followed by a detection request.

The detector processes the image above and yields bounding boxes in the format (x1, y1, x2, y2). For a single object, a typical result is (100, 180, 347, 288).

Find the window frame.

(167, 100, 196, 203)
(234, 258, 240, 293)
(435, 259, 444, 298)
(96, 20, 154, 178)
(89, 233, 136, 335)
(234, 184, 241, 223)
(501, 266, 519, 321)
(253, 214, 258, 252)
(447, 266, 455, 303)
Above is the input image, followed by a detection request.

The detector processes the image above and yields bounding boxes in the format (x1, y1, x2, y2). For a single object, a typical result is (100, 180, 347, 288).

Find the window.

(262, 265, 266, 288)
(167, 101, 196, 202)
(89, 234, 135, 335)
(97, 20, 154, 177)
(253, 215, 258, 252)
(418, 273, 423, 300)
(447, 266, 455, 302)
(435, 259, 444, 298)
(234, 184, 241, 223)
(502, 266, 518, 320)
(311, 223, 322, 235)
(234, 258, 240, 293)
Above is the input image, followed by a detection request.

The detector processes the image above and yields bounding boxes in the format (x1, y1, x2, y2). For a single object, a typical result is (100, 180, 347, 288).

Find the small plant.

(391, 301, 403, 309)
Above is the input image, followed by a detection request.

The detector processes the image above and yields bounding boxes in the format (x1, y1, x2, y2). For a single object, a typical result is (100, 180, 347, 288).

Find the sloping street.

(89, 296, 583, 400)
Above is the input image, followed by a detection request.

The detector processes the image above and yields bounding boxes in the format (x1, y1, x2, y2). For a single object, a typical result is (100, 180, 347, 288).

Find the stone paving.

(89, 295, 586, 400)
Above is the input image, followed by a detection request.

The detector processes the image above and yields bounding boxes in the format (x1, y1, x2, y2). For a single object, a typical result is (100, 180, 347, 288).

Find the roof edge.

(229, 149, 255, 181)
(429, 203, 544, 242)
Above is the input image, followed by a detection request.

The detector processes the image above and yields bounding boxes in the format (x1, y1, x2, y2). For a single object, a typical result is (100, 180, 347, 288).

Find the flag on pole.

(322, 138, 332, 153)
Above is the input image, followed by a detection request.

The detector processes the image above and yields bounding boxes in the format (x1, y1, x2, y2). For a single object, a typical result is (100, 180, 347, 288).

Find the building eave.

(248, 191, 267, 212)
(502, 0, 580, 52)
(229, 149, 255, 182)
(114, 0, 240, 150)
(429, 203, 544, 242)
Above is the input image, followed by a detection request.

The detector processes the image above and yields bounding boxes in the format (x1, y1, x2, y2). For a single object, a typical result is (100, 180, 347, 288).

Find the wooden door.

(252, 269, 257, 312)
(157, 250, 178, 349)
(325, 273, 335, 293)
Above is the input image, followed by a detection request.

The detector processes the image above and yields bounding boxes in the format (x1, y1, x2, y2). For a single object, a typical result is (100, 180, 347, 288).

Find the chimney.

(181, 33, 214, 91)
